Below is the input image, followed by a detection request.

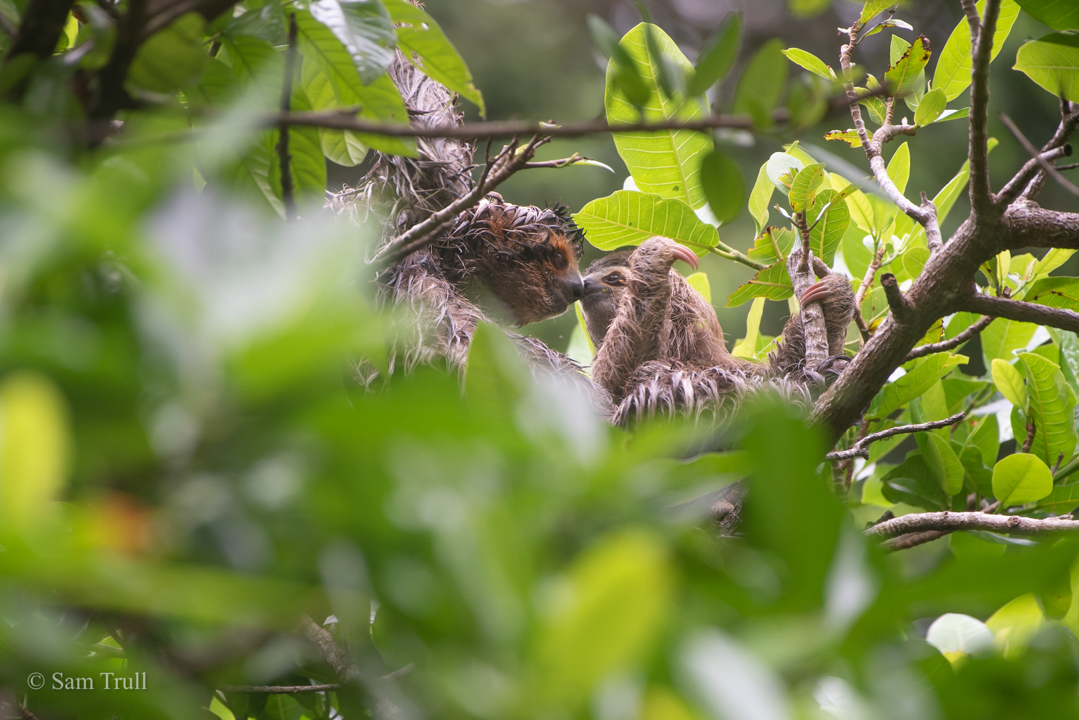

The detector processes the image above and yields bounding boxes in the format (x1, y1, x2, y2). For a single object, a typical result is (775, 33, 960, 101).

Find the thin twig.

(1000, 113, 1079, 198)
(905, 315, 994, 361)
(1021, 417, 1036, 454)
(826, 412, 966, 460)
(852, 243, 885, 341)
(221, 683, 341, 694)
(996, 145, 1072, 204)
(279, 13, 298, 221)
(881, 530, 949, 551)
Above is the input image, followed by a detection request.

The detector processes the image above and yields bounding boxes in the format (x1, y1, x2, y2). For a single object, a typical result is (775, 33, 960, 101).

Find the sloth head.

(579, 250, 633, 349)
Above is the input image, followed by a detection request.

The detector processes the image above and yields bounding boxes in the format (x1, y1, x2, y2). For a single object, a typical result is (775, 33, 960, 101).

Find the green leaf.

(968, 414, 1001, 469)
(732, 297, 766, 359)
(726, 262, 793, 306)
(788, 162, 826, 212)
(309, 0, 396, 84)
(1024, 277, 1079, 310)
(606, 23, 713, 210)
(732, 39, 788, 127)
(1036, 481, 1079, 509)
(747, 164, 774, 235)
(700, 148, 745, 225)
(295, 9, 415, 156)
(1015, 0, 1079, 29)
(881, 452, 949, 510)
(900, 246, 929, 280)
(301, 61, 369, 166)
(225, 3, 287, 44)
(933, 0, 1020, 101)
(1032, 249, 1076, 280)
(567, 307, 595, 367)
(1014, 32, 1079, 102)
(914, 86, 947, 125)
(981, 318, 1037, 365)
(1019, 352, 1078, 467)
(382, 0, 485, 114)
(685, 271, 712, 304)
(127, 13, 208, 93)
(860, 0, 896, 26)
(886, 35, 930, 96)
(574, 190, 719, 255)
(535, 531, 673, 707)
(887, 141, 910, 196)
(992, 453, 1054, 506)
(687, 13, 742, 95)
(807, 189, 850, 265)
(869, 353, 969, 420)
(0, 372, 70, 535)
(991, 358, 1027, 407)
(925, 432, 965, 495)
(986, 594, 1045, 658)
(747, 226, 796, 265)
(781, 48, 835, 80)
(765, 151, 803, 194)
(863, 18, 915, 39)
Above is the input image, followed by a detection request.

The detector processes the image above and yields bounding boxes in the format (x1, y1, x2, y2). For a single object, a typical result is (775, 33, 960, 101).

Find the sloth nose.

(581, 276, 605, 296)
(565, 276, 585, 300)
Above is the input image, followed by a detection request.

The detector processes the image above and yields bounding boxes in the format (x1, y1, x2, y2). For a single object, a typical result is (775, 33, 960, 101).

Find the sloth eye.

(552, 251, 568, 270)
(605, 273, 624, 285)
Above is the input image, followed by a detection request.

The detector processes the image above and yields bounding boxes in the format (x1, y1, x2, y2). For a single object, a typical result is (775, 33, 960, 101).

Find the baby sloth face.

(579, 251, 633, 349)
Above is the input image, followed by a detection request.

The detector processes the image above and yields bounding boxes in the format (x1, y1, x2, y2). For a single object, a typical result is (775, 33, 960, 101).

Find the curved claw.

(670, 243, 700, 271)
(799, 279, 833, 306)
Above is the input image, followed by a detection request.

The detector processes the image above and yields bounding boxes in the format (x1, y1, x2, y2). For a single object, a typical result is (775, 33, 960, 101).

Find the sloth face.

(579, 251, 633, 349)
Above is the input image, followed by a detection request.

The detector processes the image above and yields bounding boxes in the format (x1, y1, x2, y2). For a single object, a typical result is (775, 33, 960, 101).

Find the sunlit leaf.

(991, 358, 1027, 407)
(781, 47, 835, 80)
(309, 0, 396, 84)
(726, 263, 793, 306)
(1014, 32, 1079, 102)
(1018, 352, 1078, 467)
(993, 453, 1053, 506)
(914, 86, 947, 125)
(748, 162, 775, 234)
(574, 190, 719, 255)
(933, 0, 1020, 100)
(986, 593, 1044, 658)
(869, 354, 968, 420)
(732, 297, 766, 359)
(885, 34, 931, 96)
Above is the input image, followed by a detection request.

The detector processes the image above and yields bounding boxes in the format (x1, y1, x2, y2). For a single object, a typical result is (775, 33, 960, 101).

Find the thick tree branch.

(826, 412, 966, 460)
(867, 510, 1079, 539)
(880, 273, 912, 322)
(969, 0, 999, 214)
(905, 315, 994, 361)
(958, 292, 1079, 334)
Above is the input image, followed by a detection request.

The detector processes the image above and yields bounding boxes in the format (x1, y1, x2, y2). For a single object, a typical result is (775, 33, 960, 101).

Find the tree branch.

(905, 315, 994, 361)
(996, 145, 1072, 204)
(89, 0, 148, 120)
(958, 291, 1079, 334)
(299, 616, 360, 684)
(826, 412, 966, 460)
(370, 137, 546, 272)
(880, 273, 912, 322)
(969, 0, 999, 214)
(866, 510, 1079, 539)
(221, 683, 342, 694)
(278, 13, 298, 221)
(999, 113, 1079, 198)
(788, 248, 829, 370)
(881, 529, 949, 551)
(0, 0, 77, 101)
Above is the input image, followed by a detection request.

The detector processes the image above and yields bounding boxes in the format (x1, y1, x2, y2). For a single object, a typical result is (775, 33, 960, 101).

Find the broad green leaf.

(222, 131, 284, 216)
(747, 163, 775, 235)
(309, 0, 396, 84)
(646, 25, 687, 99)
(732, 297, 766, 359)
(869, 354, 969, 420)
(881, 452, 949, 510)
(926, 614, 995, 662)
(0, 372, 70, 535)
(960, 445, 996, 497)
(747, 226, 796, 265)
(732, 39, 788, 127)
(925, 432, 964, 495)
(1036, 481, 1079, 509)
(726, 263, 793, 306)
(781, 48, 835, 80)
(824, 129, 863, 147)
(788, 162, 826, 212)
(993, 453, 1053, 506)
(535, 531, 673, 706)
(887, 141, 910, 196)
(807, 189, 850, 265)
(831, 173, 874, 233)
(225, 2, 287, 43)
(991, 358, 1027, 407)
(685, 272, 712, 304)
(574, 190, 718, 255)
(981, 318, 1038, 365)
(382, 0, 485, 114)
(886, 35, 930, 96)
(765, 152, 804, 194)
(914, 86, 947, 125)
(687, 13, 742, 95)
(900, 247, 929, 281)
(295, 9, 415, 156)
(301, 62, 369, 166)
(1014, 32, 1079, 102)
(700, 149, 745, 225)
(859, 76, 887, 124)
(1032, 248, 1076, 280)
(1024, 277, 1079, 310)
(968, 414, 1001, 468)
(128, 13, 208, 93)
(606, 24, 713, 209)
(933, 0, 1020, 101)
(1015, 0, 1079, 29)
(986, 594, 1044, 658)
(1019, 352, 1078, 467)
(860, 0, 896, 26)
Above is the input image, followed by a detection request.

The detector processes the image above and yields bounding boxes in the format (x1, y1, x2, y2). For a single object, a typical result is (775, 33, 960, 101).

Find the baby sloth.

(580, 236, 854, 422)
